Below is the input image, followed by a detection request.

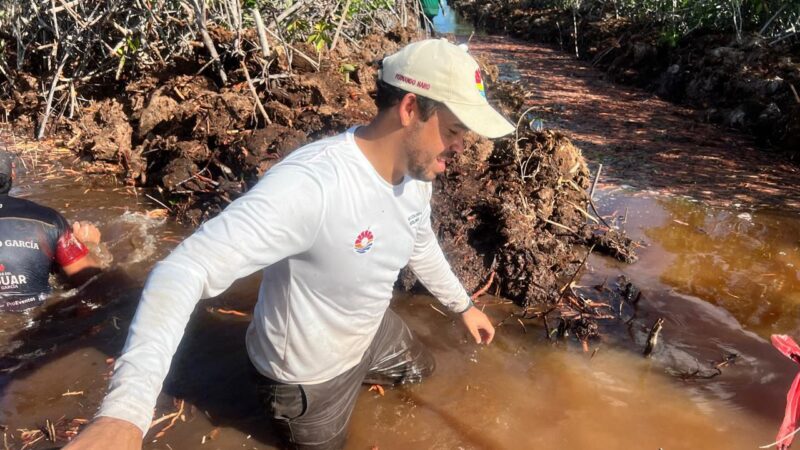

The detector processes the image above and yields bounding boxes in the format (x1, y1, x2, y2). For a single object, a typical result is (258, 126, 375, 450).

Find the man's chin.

(407, 169, 437, 182)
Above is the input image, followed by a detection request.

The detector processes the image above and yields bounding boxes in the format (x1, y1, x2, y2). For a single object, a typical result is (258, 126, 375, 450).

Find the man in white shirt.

(65, 39, 515, 449)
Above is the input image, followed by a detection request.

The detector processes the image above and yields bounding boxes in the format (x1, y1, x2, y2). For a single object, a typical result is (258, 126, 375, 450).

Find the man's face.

(404, 105, 467, 182)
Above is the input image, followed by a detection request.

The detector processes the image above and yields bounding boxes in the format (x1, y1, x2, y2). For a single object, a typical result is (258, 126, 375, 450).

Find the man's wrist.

(456, 300, 474, 314)
(92, 416, 144, 437)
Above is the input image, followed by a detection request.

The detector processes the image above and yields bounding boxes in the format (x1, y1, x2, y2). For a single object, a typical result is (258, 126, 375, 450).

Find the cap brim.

(444, 101, 515, 139)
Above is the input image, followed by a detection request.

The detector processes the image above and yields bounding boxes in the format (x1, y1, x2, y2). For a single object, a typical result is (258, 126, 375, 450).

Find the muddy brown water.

(0, 157, 797, 450)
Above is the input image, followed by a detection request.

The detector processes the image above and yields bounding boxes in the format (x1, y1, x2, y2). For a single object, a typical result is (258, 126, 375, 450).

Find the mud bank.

(57, 28, 416, 224)
(451, 0, 800, 159)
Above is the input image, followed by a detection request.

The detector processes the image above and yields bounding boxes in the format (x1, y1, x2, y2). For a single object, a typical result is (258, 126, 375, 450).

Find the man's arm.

(60, 221, 103, 283)
(61, 254, 102, 285)
(407, 207, 495, 344)
(65, 165, 326, 448)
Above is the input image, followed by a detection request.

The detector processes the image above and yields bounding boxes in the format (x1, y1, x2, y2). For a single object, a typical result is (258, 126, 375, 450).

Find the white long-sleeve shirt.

(97, 127, 472, 434)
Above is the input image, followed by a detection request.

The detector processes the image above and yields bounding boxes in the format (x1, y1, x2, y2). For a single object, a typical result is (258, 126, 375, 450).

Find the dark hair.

(375, 79, 443, 121)
(0, 174, 11, 194)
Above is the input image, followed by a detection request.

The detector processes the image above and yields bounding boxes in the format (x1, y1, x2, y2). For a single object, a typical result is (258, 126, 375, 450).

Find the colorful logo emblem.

(353, 230, 374, 254)
(0, 264, 4, 272)
(475, 70, 486, 98)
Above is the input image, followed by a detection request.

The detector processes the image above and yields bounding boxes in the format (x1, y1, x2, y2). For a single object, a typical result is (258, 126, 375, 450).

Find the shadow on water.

(155, 275, 283, 448)
(0, 281, 285, 447)
(583, 188, 799, 422)
(0, 270, 138, 379)
(0, 175, 282, 449)
(0, 271, 283, 449)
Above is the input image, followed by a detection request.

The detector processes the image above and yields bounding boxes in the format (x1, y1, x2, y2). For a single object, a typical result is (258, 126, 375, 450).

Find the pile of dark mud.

(398, 66, 637, 338)
(451, 0, 800, 159)
(426, 128, 636, 303)
(40, 27, 415, 224)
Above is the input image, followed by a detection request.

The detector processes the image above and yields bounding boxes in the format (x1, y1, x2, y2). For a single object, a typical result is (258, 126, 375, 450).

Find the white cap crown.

(380, 39, 514, 139)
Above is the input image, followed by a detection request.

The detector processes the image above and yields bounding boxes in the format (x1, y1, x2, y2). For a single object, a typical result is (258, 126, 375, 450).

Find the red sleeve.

(55, 230, 90, 267)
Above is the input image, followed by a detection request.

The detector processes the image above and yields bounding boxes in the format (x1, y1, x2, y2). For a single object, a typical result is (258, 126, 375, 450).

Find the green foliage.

(563, 0, 800, 42)
(339, 62, 356, 82)
(285, 17, 310, 41)
(348, 0, 395, 17)
(307, 21, 333, 52)
(276, 0, 398, 52)
(114, 35, 142, 77)
(658, 27, 681, 47)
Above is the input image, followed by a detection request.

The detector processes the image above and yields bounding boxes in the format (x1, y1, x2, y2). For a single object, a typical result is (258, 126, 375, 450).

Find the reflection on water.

(647, 201, 800, 337)
(0, 169, 798, 449)
(594, 187, 800, 339)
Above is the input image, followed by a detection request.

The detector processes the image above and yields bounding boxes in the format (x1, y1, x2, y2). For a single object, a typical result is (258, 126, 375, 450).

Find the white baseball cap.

(379, 39, 515, 139)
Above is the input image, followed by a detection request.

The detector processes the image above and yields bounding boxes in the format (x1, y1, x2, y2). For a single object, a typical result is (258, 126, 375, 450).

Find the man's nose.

(451, 139, 465, 154)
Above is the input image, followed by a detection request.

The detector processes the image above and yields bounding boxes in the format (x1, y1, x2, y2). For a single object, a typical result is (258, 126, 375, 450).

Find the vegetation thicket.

(0, 0, 410, 138)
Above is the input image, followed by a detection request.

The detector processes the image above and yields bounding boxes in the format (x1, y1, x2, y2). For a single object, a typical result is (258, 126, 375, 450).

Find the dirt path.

(470, 35, 800, 210)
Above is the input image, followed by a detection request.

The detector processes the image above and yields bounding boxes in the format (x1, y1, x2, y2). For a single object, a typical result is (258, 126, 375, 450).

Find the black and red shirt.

(0, 194, 89, 312)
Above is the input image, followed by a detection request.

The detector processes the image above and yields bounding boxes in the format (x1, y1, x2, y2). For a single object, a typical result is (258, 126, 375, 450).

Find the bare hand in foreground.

(63, 417, 143, 450)
(72, 221, 101, 246)
(461, 306, 495, 344)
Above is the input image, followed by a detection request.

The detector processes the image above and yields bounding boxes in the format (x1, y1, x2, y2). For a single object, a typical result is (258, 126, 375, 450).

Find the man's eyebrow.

(452, 123, 468, 131)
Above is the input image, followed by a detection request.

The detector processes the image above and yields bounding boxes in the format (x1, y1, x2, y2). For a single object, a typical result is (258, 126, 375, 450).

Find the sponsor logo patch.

(353, 230, 374, 254)
(0, 240, 40, 250)
(0, 274, 27, 289)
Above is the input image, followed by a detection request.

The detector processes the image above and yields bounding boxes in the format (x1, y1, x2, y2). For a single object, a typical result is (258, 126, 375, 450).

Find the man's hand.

(460, 306, 495, 344)
(63, 417, 143, 450)
(73, 221, 101, 246)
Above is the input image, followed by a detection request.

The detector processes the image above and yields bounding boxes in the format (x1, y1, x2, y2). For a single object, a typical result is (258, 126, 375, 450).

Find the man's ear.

(397, 93, 418, 127)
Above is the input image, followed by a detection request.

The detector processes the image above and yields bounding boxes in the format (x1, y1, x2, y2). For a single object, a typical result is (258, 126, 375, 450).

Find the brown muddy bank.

(57, 28, 416, 224)
(450, 0, 800, 159)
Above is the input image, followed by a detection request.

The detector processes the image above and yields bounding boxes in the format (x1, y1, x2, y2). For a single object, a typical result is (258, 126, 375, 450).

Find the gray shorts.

(251, 308, 435, 449)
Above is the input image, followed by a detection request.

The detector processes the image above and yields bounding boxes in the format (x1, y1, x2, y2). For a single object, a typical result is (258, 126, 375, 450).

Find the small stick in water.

(429, 304, 447, 317)
(590, 163, 603, 201)
(643, 317, 664, 357)
(206, 307, 250, 318)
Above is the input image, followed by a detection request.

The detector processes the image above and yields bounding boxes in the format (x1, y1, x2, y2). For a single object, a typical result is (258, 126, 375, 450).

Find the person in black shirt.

(0, 151, 102, 312)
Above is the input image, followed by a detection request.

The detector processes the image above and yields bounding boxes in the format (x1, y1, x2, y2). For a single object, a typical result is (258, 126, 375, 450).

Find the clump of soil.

(451, 0, 800, 159)
(76, 98, 134, 168)
(422, 127, 636, 311)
